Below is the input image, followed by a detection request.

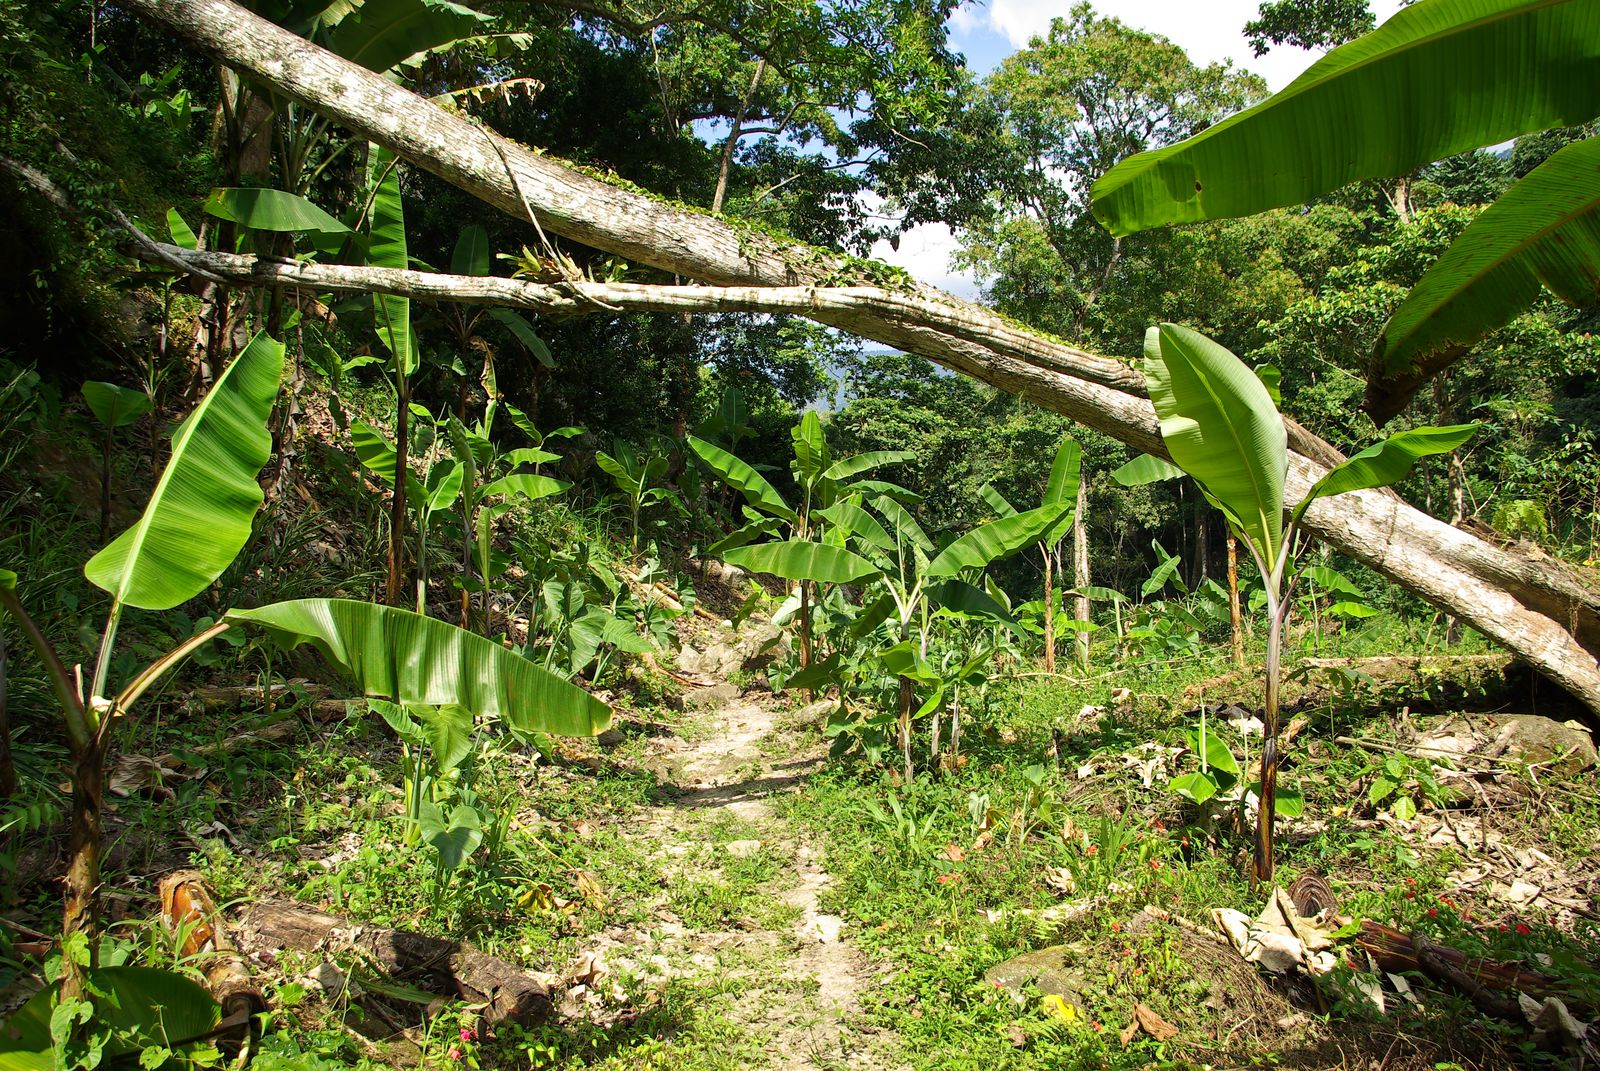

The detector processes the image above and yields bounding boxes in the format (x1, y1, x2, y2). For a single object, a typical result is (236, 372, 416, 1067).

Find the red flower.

(1427, 908, 1438, 918)
(449, 1049, 463, 1061)
(937, 873, 961, 885)
(1085, 844, 1099, 856)
(460, 1027, 476, 1043)
(1111, 921, 1121, 933)
(1516, 923, 1532, 936)
(1149, 859, 1164, 871)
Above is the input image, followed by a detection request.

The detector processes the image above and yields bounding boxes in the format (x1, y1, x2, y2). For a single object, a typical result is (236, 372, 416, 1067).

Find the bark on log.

(93, 0, 1600, 716)
(236, 900, 552, 1026)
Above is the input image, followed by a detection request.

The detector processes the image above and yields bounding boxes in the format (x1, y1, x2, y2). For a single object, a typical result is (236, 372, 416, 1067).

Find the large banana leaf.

(873, 496, 933, 552)
(721, 540, 880, 584)
(1040, 437, 1081, 545)
(928, 579, 1022, 636)
(85, 333, 282, 610)
(1292, 424, 1477, 521)
(351, 420, 425, 503)
(368, 148, 417, 374)
(329, 0, 495, 72)
(227, 599, 611, 737)
(1, 967, 220, 1071)
(1375, 137, 1600, 377)
(822, 450, 914, 483)
(478, 473, 569, 502)
(1112, 453, 1185, 487)
(687, 435, 795, 521)
(790, 411, 830, 490)
(1091, 0, 1600, 236)
(81, 381, 152, 429)
(203, 187, 350, 233)
(925, 500, 1073, 579)
(451, 224, 490, 276)
(978, 483, 1017, 517)
(816, 496, 896, 552)
(1143, 324, 1287, 569)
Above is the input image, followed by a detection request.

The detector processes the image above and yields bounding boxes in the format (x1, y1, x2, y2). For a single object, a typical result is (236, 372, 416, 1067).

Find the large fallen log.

(87, 0, 1600, 716)
(159, 870, 265, 1056)
(236, 900, 552, 1026)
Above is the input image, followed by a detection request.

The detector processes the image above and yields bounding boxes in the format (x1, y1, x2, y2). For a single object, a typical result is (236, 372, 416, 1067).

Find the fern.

(0, 797, 60, 836)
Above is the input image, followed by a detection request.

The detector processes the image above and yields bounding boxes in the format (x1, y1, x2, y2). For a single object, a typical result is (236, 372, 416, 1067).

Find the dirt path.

(567, 624, 888, 1070)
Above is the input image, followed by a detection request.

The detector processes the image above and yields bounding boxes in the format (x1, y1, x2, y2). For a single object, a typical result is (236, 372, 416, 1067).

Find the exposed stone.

(1488, 714, 1596, 777)
(983, 946, 1088, 1011)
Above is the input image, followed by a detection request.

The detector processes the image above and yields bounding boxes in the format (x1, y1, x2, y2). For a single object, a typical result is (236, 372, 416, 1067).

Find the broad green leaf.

(1328, 600, 1382, 618)
(816, 496, 895, 552)
(782, 652, 842, 692)
(0, 569, 14, 591)
(790, 411, 830, 489)
(1376, 137, 1600, 378)
(1304, 565, 1363, 598)
(350, 420, 425, 503)
(226, 599, 612, 737)
(1295, 425, 1477, 520)
(368, 148, 416, 374)
(488, 308, 553, 366)
(708, 514, 782, 555)
(203, 187, 349, 233)
(1141, 552, 1183, 600)
(926, 500, 1073, 579)
(872, 496, 932, 551)
(823, 449, 914, 483)
(1040, 437, 1081, 544)
(1192, 729, 1241, 776)
(451, 224, 490, 276)
(978, 482, 1018, 518)
(165, 208, 199, 250)
(424, 460, 463, 514)
(878, 641, 936, 683)
(1145, 324, 1286, 570)
(329, 0, 495, 73)
(1391, 795, 1417, 821)
(1168, 771, 1219, 805)
(81, 381, 152, 429)
(721, 540, 880, 584)
(1255, 364, 1282, 407)
(1368, 775, 1398, 805)
(688, 435, 795, 521)
(2, 968, 219, 1070)
(410, 703, 474, 772)
(1112, 453, 1185, 487)
(849, 479, 923, 505)
(418, 800, 483, 869)
(1091, 0, 1600, 235)
(502, 447, 561, 468)
(369, 697, 425, 747)
(86, 332, 282, 610)
(928, 579, 1022, 636)
(478, 473, 568, 502)
(1275, 785, 1306, 819)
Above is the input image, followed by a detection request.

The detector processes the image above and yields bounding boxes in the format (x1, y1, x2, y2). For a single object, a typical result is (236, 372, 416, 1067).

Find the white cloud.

(967, 0, 1404, 90)
(870, 222, 979, 299)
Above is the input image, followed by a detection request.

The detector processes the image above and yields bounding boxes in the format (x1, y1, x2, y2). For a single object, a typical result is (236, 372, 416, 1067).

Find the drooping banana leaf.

(1374, 137, 1600, 380)
(227, 599, 611, 737)
(1111, 453, 1185, 487)
(978, 482, 1018, 518)
(1143, 324, 1287, 571)
(925, 500, 1073, 579)
(822, 450, 914, 483)
(85, 332, 282, 610)
(203, 187, 350, 233)
(1091, 0, 1600, 236)
(488, 309, 554, 366)
(1, 967, 221, 1071)
(478, 473, 569, 502)
(687, 435, 795, 521)
(350, 420, 426, 504)
(721, 539, 880, 584)
(1292, 424, 1477, 522)
(816, 496, 896, 552)
(82, 381, 152, 429)
(166, 207, 200, 250)
(928, 579, 1023, 636)
(872, 496, 933, 552)
(328, 0, 495, 73)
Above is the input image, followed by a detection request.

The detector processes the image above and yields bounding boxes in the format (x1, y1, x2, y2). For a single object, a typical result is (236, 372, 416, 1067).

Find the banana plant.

(1132, 322, 1475, 881)
(596, 437, 681, 554)
(690, 412, 913, 677)
(1090, 0, 1600, 422)
(0, 331, 609, 1045)
(978, 437, 1081, 672)
(80, 381, 153, 545)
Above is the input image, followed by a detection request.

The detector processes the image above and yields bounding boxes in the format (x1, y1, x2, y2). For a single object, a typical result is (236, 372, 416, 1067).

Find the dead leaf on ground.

(942, 843, 966, 863)
(1119, 1003, 1179, 1046)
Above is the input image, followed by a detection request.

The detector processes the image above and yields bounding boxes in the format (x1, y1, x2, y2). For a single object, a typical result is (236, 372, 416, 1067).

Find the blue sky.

(870, 0, 1404, 297)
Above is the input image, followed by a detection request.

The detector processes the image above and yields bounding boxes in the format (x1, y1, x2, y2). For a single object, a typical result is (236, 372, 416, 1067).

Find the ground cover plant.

(2, 0, 1600, 1069)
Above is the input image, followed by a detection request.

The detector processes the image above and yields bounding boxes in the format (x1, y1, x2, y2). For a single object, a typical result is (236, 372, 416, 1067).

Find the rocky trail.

(559, 618, 890, 1070)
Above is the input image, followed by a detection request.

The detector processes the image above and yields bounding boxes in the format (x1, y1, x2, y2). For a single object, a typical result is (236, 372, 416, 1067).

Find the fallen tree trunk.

(236, 900, 552, 1026)
(94, 0, 1600, 716)
(160, 870, 265, 1054)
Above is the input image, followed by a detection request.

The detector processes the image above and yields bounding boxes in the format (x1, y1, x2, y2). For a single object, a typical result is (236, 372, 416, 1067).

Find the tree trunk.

(712, 59, 765, 215)
(60, 739, 107, 1004)
(1073, 476, 1091, 671)
(105, 0, 1600, 717)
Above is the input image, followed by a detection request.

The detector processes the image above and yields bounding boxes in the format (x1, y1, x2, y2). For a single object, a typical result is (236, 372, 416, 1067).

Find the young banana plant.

(0, 332, 609, 1053)
(1129, 322, 1474, 882)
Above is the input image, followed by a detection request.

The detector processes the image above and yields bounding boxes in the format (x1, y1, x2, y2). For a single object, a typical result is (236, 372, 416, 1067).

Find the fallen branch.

(160, 870, 264, 1056)
(236, 900, 552, 1026)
